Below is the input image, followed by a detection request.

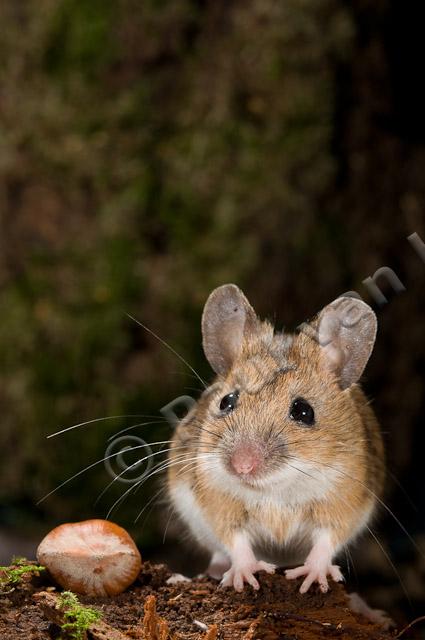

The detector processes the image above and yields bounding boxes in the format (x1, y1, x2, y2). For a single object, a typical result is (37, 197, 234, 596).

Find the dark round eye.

(219, 391, 239, 413)
(289, 398, 315, 426)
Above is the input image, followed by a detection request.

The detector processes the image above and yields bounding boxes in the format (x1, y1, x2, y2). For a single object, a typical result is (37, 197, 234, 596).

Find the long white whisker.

(134, 454, 217, 528)
(105, 455, 186, 518)
(37, 442, 162, 504)
(126, 313, 207, 389)
(95, 445, 190, 504)
(47, 415, 163, 439)
(386, 469, 418, 513)
(365, 523, 411, 606)
(134, 485, 169, 526)
(287, 454, 413, 602)
(107, 454, 191, 518)
(174, 455, 218, 481)
(302, 456, 425, 561)
(106, 479, 143, 519)
(108, 420, 166, 441)
(163, 504, 176, 544)
(134, 455, 203, 492)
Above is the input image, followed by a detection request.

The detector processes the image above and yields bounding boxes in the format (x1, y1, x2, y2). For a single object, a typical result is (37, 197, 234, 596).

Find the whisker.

(365, 524, 412, 607)
(126, 313, 207, 389)
(170, 370, 204, 379)
(284, 457, 319, 482)
(196, 425, 221, 440)
(110, 451, 196, 519)
(175, 455, 218, 481)
(95, 445, 189, 504)
(386, 469, 418, 513)
(141, 454, 206, 487)
(287, 455, 412, 603)
(104, 454, 189, 519)
(302, 456, 425, 561)
(106, 478, 143, 519)
(343, 545, 353, 580)
(163, 504, 176, 544)
(107, 420, 166, 441)
(47, 414, 161, 439)
(37, 441, 161, 504)
(130, 453, 199, 497)
(133, 485, 168, 526)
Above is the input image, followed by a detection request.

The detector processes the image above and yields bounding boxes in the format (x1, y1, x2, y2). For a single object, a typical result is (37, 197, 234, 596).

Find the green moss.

(0, 557, 45, 591)
(59, 591, 102, 640)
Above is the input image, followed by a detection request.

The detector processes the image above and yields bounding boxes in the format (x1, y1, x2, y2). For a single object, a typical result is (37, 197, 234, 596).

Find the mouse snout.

(230, 443, 263, 476)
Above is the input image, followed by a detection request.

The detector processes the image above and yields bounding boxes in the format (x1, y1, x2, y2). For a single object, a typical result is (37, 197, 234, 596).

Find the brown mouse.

(167, 284, 385, 593)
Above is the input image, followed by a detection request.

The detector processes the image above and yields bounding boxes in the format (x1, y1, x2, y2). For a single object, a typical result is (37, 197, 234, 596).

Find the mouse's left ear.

(317, 296, 377, 389)
(202, 284, 259, 375)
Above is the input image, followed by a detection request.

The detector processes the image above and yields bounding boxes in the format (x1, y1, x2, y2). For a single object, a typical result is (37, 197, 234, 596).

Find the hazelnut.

(37, 519, 142, 596)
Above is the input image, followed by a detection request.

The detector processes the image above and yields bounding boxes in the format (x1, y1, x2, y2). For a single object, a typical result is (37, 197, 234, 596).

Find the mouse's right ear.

(202, 284, 259, 375)
(317, 296, 377, 389)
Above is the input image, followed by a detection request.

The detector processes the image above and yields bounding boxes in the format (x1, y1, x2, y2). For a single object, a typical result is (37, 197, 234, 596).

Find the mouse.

(167, 283, 385, 593)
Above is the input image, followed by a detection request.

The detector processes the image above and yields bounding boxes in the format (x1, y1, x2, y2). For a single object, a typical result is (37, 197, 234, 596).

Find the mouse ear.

(317, 296, 377, 389)
(202, 284, 259, 375)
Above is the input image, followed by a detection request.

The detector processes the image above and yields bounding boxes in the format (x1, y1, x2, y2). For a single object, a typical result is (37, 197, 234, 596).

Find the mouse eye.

(219, 391, 239, 413)
(289, 398, 315, 426)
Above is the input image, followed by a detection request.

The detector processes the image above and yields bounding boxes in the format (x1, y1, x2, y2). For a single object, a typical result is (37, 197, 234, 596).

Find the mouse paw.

(285, 563, 343, 594)
(220, 560, 275, 592)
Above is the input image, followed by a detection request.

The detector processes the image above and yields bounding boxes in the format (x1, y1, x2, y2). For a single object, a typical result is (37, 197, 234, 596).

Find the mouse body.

(167, 284, 385, 592)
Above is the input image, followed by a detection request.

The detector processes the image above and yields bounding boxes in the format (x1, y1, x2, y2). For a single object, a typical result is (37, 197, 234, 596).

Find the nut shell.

(37, 519, 142, 596)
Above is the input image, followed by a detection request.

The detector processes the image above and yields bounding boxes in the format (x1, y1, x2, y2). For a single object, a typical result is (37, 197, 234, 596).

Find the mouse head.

(196, 284, 377, 499)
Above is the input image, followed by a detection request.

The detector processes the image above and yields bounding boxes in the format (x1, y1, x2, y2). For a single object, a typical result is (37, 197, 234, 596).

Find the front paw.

(285, 563, 343, 594)
(221, 560, 275, 592)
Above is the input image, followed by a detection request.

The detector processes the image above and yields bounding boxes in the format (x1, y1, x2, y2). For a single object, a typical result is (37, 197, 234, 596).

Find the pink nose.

(231, 445, 262, 476)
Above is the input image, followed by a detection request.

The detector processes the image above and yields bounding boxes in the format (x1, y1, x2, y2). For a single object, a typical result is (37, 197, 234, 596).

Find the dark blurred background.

(0, 0, 424, 625)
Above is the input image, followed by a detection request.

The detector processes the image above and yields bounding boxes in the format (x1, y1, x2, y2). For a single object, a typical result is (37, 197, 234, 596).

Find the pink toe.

(258, 562, 275, 574)
(319, 577, 329, 593)
(247, 575, 260, 590)
(234, 575, 244, 591)
(220, 574, 231, 588)
(286, 567, 305, 580)
(300, 574, 315, 593)
(330, 566, 344, 582)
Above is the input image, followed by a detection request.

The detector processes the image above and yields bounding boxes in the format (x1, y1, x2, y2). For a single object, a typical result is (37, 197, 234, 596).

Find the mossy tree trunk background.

(0, 0, 424, 621)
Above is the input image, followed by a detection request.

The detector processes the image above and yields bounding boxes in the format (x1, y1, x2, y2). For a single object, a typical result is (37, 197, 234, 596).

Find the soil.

(0, 560, 408, 639)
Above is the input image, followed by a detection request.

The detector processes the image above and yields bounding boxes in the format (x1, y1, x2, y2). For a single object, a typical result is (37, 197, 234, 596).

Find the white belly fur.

(170, 482, 224, 553)
(170, 481, 375, 565)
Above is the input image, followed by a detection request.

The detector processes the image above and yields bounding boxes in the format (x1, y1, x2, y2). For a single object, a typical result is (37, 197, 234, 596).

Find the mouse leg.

(220, 532, 275, 591)
(285, 529, 344, 593)
(207, 550, 231, 580)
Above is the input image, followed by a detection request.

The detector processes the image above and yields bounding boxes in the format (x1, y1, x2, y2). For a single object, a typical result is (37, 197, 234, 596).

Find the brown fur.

(167, 288, 384, 568)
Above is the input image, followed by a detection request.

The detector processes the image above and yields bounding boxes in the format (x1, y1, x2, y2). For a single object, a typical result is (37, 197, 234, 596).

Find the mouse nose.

(231, 444, 262, 476)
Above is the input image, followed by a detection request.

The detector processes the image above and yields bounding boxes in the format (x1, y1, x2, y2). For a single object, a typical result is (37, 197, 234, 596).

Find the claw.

(286, 563, 343, 593)
(285, 530, 344, 594)
(221, 561, 275, 591)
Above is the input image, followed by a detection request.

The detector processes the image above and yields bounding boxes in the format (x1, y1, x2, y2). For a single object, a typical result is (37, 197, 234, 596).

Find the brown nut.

(36, 519, 142, 596)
